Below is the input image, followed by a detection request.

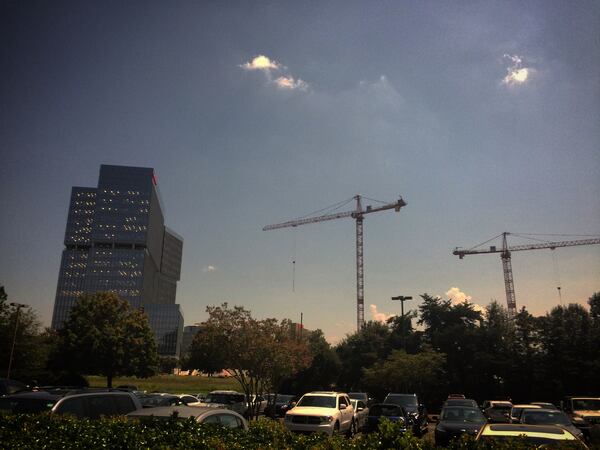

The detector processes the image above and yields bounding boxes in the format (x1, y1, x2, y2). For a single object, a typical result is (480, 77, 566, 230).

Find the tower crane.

(453, 232, 600, 318)
(263, 195, 407, 331)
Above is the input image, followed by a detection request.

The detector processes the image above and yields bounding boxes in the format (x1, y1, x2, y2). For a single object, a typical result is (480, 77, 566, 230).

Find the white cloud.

(202, 265, 217, 273)
(445, 287, 483, 312)
(502, 54, 532, 86)
(240, 54, 309, 92)
(274, 76, 308, 91)
(370, 304, 395, 323)
(240, 55, 281, 72)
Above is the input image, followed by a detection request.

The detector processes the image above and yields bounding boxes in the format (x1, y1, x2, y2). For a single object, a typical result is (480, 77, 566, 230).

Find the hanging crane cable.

(551, 249, 563, 305)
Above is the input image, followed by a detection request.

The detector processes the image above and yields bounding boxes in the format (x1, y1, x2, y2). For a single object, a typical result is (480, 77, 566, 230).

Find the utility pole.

(391, 295, 412, 350)
(7, 302, 27, 379)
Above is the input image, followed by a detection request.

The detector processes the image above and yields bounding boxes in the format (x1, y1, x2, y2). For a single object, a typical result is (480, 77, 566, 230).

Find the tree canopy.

(52, 292, 158, 387)
(187, 303, 312, 418)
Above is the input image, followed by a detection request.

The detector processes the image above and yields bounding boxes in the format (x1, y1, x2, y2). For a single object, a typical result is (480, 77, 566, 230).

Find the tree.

(187, 303, 312, 419)
(335, 320, 391, 390)
(282, 329, 341, 393)
(0, 285, 48, 382)
(363, 349, 446, 404)
(51, 292, 158, 387)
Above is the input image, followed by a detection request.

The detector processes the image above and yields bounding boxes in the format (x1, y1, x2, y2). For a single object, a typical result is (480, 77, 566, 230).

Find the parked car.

(442, 398, 479, 408)
(521, 408, 584, 440)
(0, 378, 28, 396)
(365, 403, 408, 433)
(52, 391, 143, 418)
(447, 394, 466, 399)
(0, 391, 60, 414)
(127, 405, 248, 429)
(482, 400, 513, 423)
(383, 393, 427, 435)
(284, 391, 355, 436)
(531, 402, 559, 410)
(0, 390, 142, 418)
(137, 393, 189, 408)
(201, 390, 249, 417)
(476, 423, 588, 448)
(509, 403, 541, 423)
(562, 396, 600, 438)
(349, 392, 373, 406)
(264, 394, 296, 418)
(435, 406, 487, 447)
(350, 399, 369, 432)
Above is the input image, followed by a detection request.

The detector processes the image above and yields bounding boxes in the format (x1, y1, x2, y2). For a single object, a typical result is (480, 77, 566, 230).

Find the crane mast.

(263, 195, 407, 331)
(453, 232, 600, 318)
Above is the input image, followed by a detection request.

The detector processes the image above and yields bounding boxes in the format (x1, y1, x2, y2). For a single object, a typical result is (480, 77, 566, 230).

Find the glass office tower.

(52, 165, 184, 357)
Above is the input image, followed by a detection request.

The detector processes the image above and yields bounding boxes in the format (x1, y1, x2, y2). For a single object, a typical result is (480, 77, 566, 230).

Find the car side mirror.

(290, 401, 296, 408)
(339, 404, 347, 410)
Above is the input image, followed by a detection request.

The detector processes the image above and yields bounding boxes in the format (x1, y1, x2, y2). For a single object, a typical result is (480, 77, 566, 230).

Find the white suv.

(284, 391, 355, 436)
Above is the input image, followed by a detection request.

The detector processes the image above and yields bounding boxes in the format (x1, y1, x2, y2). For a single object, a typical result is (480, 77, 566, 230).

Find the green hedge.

(0, 414, 594, 450)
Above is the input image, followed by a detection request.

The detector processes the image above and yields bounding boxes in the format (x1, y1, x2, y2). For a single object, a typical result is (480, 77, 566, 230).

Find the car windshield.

(522, 411, 572, 426)
(370, 404, 403, 417)
(205, 393, 245, 404)
(490, 404, 512, 412)
(445, 399, 476, 407)
(385, 395, 417, 407)
(297, 395, 336, 408)
(273, 395, 294, 403)
(572, 399, 600, 410)
(138, 395, 178, 407)
(441, 407, 486, 423)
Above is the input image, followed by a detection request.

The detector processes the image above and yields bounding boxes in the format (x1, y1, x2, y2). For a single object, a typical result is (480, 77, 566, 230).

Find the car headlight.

(320, 416, 334, 423)
(572, 417, 586, 424)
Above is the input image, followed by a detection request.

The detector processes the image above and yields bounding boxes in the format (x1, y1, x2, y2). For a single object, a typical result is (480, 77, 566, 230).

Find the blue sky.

(1, 1, 599, 342)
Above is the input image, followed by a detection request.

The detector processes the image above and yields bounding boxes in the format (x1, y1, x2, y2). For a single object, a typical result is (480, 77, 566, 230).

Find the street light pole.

(391, 295, 412, 350)
(7, 302, 27, 379)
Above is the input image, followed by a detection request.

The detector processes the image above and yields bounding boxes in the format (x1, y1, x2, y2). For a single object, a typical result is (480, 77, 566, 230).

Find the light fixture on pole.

(391, 295, 412, 350)
(7, 302, 27, 379)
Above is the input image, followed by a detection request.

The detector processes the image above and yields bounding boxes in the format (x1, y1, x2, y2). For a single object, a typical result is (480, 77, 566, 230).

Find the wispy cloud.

(274, 76, 308, 91)
(445, 287, 483, 312)
(240, 55, 281, 72)
(240, 54, 309, 91)
(502, 54, 532, 86)
(370, 304, 395, 323)
(202, 265, 217, 273)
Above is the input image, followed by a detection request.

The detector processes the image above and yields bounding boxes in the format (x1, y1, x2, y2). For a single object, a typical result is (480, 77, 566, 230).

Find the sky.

(1, 0, 599, 343)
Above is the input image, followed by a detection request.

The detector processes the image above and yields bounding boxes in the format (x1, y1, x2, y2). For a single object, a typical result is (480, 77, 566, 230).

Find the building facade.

(52, 165, 184, 357)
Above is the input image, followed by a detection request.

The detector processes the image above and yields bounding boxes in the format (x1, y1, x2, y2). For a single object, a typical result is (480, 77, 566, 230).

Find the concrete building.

(51, 165, 184, 357)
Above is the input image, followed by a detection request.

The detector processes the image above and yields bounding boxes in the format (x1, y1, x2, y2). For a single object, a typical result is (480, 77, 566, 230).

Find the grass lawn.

(87, 374, 240, 394)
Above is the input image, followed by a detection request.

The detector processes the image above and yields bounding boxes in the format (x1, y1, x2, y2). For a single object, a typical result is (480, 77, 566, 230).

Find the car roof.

(480, 424, 577, 439)
(208, 390, 242, 394)
(512, 404, 542, 408)
(3, 391, 60, 400)
(305, 391, 345, 396)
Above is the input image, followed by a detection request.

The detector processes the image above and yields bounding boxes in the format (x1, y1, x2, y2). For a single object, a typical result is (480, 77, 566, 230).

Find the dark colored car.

(443, 398, 479, 408)
(435, 406, 487, 447)
(366, 403, 408, 433)
(383, 393, 428, 435)
(264, 394, 296, 418)
(0, 390, 142, 418)
(0, 391, 60, 414)
(0, 378, 28, 396)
